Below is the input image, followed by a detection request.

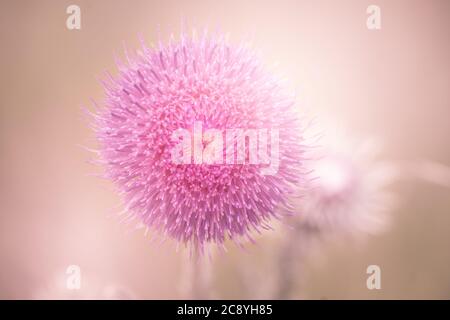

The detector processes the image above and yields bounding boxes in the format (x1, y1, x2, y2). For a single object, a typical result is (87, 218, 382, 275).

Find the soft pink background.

(0, 0, 449, 299)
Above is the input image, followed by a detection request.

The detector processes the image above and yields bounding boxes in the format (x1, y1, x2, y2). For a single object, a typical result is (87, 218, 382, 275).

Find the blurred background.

(0, 0, 449, 299)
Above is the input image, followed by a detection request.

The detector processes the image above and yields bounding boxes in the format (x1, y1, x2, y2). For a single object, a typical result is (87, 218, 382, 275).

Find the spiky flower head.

(295, 127, 396, 237)
(92, 30, 306, 250)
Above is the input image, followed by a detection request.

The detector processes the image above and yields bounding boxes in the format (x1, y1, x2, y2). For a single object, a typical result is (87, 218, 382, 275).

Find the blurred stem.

(276, 224, 316, 299)
(180, 246, 213, 299)
(191, 247, 205, 299)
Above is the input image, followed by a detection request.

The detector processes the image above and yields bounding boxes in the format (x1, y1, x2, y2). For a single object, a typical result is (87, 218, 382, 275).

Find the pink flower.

(296, 128, 396, 237)
(92, 30, 306, 250)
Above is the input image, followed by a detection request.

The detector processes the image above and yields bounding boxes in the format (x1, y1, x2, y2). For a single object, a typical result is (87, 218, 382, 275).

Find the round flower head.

(92, 30, 306, 250)
(295, 126, 396, 237)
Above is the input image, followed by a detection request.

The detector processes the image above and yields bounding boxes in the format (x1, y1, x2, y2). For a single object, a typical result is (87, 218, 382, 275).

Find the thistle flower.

(91, 30, 306, 250)
(294, 128, 396, 237)
(272, 128, 396, 299)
